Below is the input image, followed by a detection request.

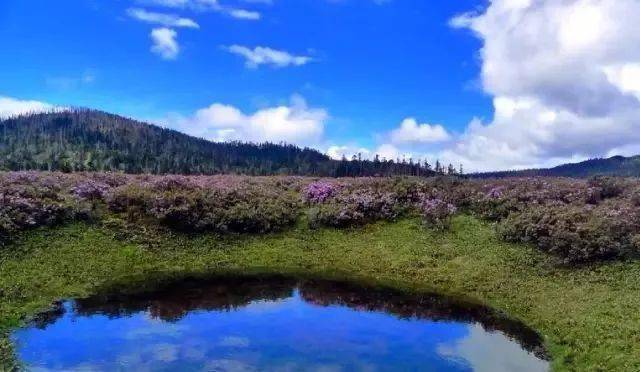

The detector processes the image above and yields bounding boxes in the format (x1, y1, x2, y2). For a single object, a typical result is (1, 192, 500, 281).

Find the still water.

(13, 276, 549, 371)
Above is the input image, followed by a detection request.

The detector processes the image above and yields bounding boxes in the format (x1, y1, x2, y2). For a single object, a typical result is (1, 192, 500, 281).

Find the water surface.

(13, 276, 549, 371)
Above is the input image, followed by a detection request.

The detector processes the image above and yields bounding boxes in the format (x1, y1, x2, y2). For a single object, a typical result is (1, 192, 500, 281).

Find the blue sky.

(2, 0, 640, 171)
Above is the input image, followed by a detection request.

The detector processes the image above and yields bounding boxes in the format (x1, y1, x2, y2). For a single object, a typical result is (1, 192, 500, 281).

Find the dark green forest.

(474, 155, 640, 178)
(0, 110, 444, 177)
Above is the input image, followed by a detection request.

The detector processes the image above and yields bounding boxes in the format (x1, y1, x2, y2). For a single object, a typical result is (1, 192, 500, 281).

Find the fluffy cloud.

(331, 1, 640, 171)
(326, 116, 449, 165)
(166, 96, 327, 145)
(389, 118, 450, 144)
(437, 324, 548, 372)
(439, 0, 640, 171)
(0, 96, 55, 119)
(225, 45, 312, 68)
(150, 27, 179, 60)
(451, 0, 640, 117)
(374, 144, 405, 161)
(128, 8, 200, 28)
(326, 145, 371, 160)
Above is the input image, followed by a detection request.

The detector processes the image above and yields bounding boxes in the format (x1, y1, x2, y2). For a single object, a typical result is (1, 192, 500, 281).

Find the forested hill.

(474, 155, 640, 178)
(0, 110, 436, 177)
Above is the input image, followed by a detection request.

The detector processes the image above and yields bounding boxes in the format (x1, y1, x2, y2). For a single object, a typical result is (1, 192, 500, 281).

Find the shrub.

(420, 197, 457, 230)
(0, 193, 74, 245)
(3, 171, 640, 265)
(303, 181, 338, 203)
(630, 189, 640, 206)
(106, 184, 154, 219)
(498, 203, 640, 263)
(308, 189, 405, 228)
(110, 183, 301, 234)
(588, 176, 625, 199)
(71, 180, 111, 201)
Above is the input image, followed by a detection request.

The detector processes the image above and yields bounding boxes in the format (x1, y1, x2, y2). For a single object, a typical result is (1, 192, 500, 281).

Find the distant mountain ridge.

(0, 110, 435, 177)
(474, 155, 640, 178)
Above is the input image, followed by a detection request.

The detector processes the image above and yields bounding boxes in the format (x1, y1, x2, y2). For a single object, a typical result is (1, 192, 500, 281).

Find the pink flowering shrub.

(149, 175, 198, 192)
(498, 202, 640, 263)
(420, 197, 457, 230)
(308, 188, 406, 228)
(2, 171, 640, 264)
(107, 179, 300, 233)
(0, 173, 80, 245)
(303, 181, 338, 203)
(71, 180, 111, 201)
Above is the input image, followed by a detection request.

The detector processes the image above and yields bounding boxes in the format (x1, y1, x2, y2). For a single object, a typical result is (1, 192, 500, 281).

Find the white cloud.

(374, 144, 404, 161)
(227, 9, 261, 20)
(225, 45, 312, 68)
(140, 0, 261, 21)
(604, 63, 640, 99)
(389, 118, 450, 144)
(437, 0, 640, 171)
(437, 324, 548, 372)
(165, 95, 327, 146)
(128, 8, 199, 28)
(322, 118, 449, 167)
(326, 145, 371, 160)
(150, 27, 179, 60)
(0, 96, 56, 119)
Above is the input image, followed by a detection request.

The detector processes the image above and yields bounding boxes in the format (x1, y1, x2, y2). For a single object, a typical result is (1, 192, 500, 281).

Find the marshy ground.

(2, 216, 640, 371)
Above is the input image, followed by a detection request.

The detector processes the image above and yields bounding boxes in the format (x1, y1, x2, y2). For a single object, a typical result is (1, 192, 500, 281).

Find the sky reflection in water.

(13, 276, 549, 371)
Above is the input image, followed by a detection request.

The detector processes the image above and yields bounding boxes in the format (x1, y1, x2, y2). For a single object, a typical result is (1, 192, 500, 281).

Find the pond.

(12, 275, 549, 371)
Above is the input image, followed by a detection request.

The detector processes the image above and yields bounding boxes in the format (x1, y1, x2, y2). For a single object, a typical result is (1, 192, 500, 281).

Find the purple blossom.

(303, 181, 338, 203)
(420, 197, 457, 229)
(71, 180, 111, 200)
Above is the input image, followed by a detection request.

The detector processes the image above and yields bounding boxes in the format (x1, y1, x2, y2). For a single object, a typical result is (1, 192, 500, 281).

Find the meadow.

(2, 171, 639, 263)
(2, 171, 640, 370)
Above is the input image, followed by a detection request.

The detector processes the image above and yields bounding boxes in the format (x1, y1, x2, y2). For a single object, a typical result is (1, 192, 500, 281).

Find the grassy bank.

(2, 216, 640, 371)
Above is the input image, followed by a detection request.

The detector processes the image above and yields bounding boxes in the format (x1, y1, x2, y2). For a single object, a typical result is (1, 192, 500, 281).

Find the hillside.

(0, 110, 434, 177)
(473, 155, 640, 178)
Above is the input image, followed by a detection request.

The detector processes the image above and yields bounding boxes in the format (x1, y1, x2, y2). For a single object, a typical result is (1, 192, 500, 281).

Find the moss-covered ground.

(2, 216, 640, 371)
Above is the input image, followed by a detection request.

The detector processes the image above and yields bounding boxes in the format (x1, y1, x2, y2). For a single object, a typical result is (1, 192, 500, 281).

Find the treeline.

(333, 153, 460, 178)
(0, 110, 459, 177)
(474, 155, 640, 179)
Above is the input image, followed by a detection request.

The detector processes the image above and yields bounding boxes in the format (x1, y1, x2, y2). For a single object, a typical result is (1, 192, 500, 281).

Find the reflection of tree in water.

(74, 275, 296, 322)
(298, 279, 549, 360)
(30, 275, 548, 360)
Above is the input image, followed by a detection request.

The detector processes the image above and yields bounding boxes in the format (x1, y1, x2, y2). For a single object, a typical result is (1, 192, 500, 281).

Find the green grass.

(2, 215, 640, 371)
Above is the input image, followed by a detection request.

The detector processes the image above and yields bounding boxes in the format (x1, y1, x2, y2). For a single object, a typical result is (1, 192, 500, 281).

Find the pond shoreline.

(2, 216, 640, 371)
(13, 274, 549, 371)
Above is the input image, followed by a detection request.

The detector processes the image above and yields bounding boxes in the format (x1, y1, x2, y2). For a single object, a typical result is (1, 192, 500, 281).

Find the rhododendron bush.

(2, 171, 640, 264)
(420, 198, 457, 230)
